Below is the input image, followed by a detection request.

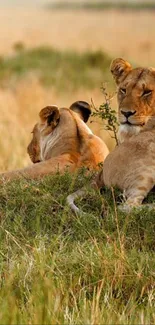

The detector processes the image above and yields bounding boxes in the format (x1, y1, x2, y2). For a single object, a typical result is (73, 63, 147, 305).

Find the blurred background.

(0, 0, 154, 171)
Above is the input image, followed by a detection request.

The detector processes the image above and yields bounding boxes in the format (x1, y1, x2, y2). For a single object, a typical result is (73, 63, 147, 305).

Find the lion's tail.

(67, 172, 104, 215)
(66, 187, 86, 215)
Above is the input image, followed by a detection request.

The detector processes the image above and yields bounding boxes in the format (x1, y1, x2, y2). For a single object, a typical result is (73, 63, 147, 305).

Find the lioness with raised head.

(0, 101, 109, 181)
(67, 59, 155, 213)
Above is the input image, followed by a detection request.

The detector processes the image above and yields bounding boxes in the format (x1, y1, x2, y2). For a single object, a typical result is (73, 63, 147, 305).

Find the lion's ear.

(111, 58, 132, 85)
(70, 101, 91, 123)
(39, 106, 60, 127)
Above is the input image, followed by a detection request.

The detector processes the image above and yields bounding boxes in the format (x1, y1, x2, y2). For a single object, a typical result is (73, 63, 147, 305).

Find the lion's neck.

(40, 129, 80, 161)
(118, 124, 142, 144)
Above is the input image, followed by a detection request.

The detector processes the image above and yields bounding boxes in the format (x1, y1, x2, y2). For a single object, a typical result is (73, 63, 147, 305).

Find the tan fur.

(0, 101, 109, 182)
(95, 129, 155, 211)
(67, 60, 155, 213)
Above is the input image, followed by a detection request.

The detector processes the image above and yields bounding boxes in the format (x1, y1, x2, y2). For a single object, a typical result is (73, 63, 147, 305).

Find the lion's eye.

(142, 89, 152, 97)
(120, 88, 126, 95)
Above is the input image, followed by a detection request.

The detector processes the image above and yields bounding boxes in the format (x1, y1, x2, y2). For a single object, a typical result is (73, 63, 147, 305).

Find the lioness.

(0, 101, 109, 181)
(67, 59, 155, 213)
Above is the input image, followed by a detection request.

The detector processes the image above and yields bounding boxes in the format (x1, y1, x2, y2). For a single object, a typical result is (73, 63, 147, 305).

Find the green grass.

(48, 1, 155, 11)
(0, 169, 154, 324)
(0, 46, 111, 90)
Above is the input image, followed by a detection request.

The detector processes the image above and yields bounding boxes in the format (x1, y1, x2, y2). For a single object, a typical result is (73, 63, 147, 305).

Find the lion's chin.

(118, 123, 143, 144)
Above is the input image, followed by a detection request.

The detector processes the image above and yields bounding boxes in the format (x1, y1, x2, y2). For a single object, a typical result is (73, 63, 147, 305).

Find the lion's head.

(111, 58, 155, 142)
(27, 101, 92, 163)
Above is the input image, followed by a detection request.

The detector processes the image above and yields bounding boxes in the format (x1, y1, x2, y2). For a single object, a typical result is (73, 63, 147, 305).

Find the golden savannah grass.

(0, 6, 155, 65)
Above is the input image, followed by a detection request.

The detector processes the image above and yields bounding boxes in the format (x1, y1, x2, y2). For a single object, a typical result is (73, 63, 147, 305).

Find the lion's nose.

(121, 110, 136, 118)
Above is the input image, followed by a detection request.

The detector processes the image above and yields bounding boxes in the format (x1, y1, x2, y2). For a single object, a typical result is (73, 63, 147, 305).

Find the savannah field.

(0, 2, 155, 324)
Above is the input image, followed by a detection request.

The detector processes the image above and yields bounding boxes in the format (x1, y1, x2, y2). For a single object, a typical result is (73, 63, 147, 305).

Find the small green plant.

(91, 85, 118, 144)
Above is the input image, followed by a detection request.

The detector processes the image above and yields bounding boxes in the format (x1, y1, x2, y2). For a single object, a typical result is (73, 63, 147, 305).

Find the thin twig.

(91, 84, 118, 145)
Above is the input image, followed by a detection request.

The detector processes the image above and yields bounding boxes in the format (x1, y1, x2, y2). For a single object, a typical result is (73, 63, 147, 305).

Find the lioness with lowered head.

(67, 59, 155, 213)
(0, 101, 109, 181)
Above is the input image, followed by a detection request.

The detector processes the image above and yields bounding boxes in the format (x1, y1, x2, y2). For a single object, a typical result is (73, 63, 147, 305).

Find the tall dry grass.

(0, 7, 155, 64)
